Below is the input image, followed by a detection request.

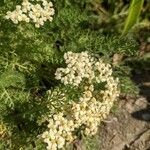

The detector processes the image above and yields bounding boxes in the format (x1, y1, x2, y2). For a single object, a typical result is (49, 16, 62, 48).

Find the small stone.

(125, 103, 134, 113)
(135, 97, 147, 108)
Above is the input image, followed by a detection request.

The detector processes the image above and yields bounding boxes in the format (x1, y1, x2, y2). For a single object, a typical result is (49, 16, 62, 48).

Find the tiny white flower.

(16, 5, 21, 11)
(24, 17, 30, 23)
(13, 19, 19, 24)
(57, 137, 65, 149)
(35, 23, 40, 28)
(51, 143, 57, 150)
(48, 2, 53, 7)
(42, 0, 48, 6)
(17, 15, 22, 21)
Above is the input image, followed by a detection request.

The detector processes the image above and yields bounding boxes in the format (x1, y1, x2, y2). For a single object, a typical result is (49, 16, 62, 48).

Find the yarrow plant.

(41, 51, 120, 150)
(5, 0, 54, 28)
(0, 0, 140, 149)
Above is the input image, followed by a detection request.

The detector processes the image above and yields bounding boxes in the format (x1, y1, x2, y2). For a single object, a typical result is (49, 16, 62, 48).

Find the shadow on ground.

(131, 60, 150, 122)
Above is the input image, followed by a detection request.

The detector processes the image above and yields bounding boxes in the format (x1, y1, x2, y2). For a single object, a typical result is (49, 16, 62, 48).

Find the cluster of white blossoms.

(71, 77, 119, 136)
(42, 51, 120, 149)
(55, 51, 95, 86)
(5, 0, 54, 28)
(71, 88, 102, 135)
(55, 51, 114, 86)
(42, 113, 76, 150)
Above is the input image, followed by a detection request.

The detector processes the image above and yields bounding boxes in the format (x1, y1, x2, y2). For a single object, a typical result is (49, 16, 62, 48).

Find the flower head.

(42, 51, 120, 149)
(5, 0, 55, 28)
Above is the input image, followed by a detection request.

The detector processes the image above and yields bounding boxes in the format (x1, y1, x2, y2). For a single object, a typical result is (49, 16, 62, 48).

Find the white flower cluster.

(55, 51, 114, 86)
(55, 51, 95, 86)
(42, 51, 120, 149)
(5, 0, 54, 28)
(42, 113, 75, 150)
(71, 78, 119, 136)
(72, 88, 101, 135)
(94, 59, 113, 83)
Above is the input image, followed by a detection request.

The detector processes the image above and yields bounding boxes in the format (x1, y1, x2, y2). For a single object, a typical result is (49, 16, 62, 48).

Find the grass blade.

(122, 0, 144, 35)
